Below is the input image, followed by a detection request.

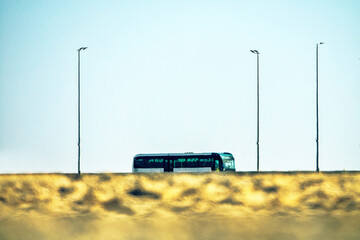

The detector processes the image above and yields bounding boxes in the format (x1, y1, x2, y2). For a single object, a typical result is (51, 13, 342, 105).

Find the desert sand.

(0, 172, 359, 240)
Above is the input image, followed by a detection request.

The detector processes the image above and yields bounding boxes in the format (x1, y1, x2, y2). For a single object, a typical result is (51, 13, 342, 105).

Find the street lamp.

(316, 42, 324, 172)
(77, 47, 87, 175)
(250, 49, 260, 172)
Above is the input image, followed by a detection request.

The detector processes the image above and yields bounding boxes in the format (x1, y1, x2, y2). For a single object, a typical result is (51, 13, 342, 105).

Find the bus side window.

(174, 158, 186, 168)
(134, 158, 144, 168)
(199, 158, 212, 168)
(186, 158, 198, 168)
(199, 158, 205, 167)
(154, 159, 164, 168)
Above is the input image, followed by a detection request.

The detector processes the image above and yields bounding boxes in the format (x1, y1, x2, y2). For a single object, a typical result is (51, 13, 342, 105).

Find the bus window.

(134, 158, 145, 168)
(174, 158, 186, 168)
(149, 158, 164, 168)
(186, 158, 198, 167)
(199, 158, 213, 168)
(135, 158, 164, 168)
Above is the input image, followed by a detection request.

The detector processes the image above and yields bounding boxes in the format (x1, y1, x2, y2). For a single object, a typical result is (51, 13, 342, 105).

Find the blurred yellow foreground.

(0, 172, 359, 240)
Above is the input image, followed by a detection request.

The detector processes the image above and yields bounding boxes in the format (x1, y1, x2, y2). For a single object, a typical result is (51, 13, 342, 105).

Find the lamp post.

(250, 50, 260, 172)
(315, 42, 324, 172)
(77, 47, 87, 175)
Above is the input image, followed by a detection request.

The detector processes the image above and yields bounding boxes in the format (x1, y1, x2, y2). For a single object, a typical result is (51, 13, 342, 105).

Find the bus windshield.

(220, 154, 235, 171)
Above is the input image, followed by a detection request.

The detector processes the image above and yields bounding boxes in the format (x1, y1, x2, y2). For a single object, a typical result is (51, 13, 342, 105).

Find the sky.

(0, 0, 359, 173)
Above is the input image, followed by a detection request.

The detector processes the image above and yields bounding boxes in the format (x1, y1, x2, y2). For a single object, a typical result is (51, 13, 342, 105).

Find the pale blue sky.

(0, 0, 359, 173)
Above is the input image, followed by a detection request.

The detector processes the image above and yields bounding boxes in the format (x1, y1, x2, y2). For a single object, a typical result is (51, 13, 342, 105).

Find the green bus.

(132, 152, 235, 173)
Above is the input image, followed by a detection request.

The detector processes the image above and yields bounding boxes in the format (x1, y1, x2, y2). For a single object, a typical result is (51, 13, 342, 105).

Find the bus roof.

(134, 152, 233, 158)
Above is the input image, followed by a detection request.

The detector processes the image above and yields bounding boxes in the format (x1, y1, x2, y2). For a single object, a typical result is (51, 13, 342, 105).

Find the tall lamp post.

(250, 50, 260, 172)
(77, 47, 87, 175)
(316, 42, 324, 172)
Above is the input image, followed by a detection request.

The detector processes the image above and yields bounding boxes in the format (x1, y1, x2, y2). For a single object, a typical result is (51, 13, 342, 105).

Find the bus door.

(164, 158, 174, 172)
(215, 159, 220, 171)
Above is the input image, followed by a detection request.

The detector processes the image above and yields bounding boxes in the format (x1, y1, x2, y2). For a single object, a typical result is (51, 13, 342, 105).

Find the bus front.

(220, 153, 236, 171)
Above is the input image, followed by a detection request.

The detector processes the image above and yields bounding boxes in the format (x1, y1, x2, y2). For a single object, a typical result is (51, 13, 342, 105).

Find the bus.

(132, 152, 235, 173)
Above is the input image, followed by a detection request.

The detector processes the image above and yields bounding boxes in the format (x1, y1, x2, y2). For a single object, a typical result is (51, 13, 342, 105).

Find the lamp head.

(250, 50, 259, 54)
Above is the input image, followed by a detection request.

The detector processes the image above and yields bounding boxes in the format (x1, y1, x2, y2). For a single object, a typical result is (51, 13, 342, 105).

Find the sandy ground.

(0, 172, 359, 240)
